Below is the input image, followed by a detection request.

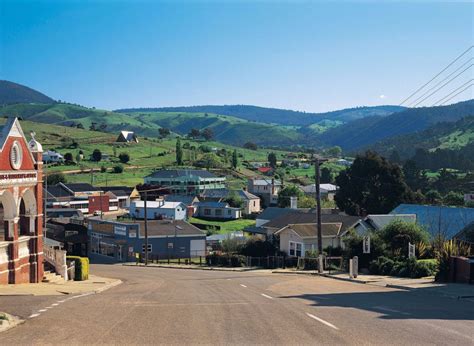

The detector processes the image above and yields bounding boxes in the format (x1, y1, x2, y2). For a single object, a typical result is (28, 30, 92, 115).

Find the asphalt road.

(1, 265, 473, 345)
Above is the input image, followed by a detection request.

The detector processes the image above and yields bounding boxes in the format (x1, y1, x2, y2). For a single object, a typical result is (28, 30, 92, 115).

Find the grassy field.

(1, 119, 300, 187)
(188, 217, 256, 234)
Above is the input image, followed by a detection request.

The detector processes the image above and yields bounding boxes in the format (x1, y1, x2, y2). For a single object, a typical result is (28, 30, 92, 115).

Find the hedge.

(369, 256, 438, 278)
(66, 256, 89, 281)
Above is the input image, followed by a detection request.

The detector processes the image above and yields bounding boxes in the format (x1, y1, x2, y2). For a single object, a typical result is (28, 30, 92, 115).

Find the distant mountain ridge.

(317, 99, 474, 151)
(0, 80, 55, 105)
(116, 104, 405, 126)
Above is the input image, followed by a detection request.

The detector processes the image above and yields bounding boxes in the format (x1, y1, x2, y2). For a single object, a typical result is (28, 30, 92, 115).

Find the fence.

(44, 244, 68, 281)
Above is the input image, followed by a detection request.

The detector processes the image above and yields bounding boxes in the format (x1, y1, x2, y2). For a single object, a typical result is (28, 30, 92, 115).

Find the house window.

(227, 210, 231, 215)
(204, 209, 211, 216)
(289, 241, 303, 257)
(215, 209, 222, 216)
(142, 244, 152, 253)
(253, 201, 256, 207)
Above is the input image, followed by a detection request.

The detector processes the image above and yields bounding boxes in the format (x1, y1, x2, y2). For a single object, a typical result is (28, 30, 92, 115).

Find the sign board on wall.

(0, 171, 37, 185)
(129, 229, 137, 238)
(114, 225, 127, 236)
(363, 236, 371, 254)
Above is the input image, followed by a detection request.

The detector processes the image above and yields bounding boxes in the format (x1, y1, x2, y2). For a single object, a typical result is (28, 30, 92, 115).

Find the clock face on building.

(10, 141, 23, 170)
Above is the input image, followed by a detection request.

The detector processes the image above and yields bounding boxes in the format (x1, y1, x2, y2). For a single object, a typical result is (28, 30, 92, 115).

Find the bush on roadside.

(369, 256, 437, 278)
(205, 254, 246, 267)
(66, 256, 89, 281)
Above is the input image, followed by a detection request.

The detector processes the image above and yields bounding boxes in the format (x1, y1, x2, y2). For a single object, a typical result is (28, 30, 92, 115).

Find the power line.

(407, 57, 473, 107)
(431, 79, 474, 106)
(411, 63, 473, 107)
(399, 46, 473, 106)
(439, 84, 473, 106)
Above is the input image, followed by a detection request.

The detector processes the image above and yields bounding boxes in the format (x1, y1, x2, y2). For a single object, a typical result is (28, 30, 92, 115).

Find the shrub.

(239, 238, 277, 257)
(205, 254, 245, 267)
(91, 149, 102, 162)
(47, 172, 67, 185)
(369, 256, 438, 278)
(379, 220, 429, 257)
(66, 256, 89, 281)
(118, 152, 130, 164)
(113, 165, 124, 173)
(100, 166, 107, 173)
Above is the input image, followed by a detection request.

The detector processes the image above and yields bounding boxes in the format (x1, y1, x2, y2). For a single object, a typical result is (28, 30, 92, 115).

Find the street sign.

(363, 236, 371, 254)
(168, 242, 174, 249)
(408, 242, 416, 258)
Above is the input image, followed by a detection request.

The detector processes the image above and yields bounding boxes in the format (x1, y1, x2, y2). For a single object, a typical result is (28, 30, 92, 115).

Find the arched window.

(19, 198, 30, 236)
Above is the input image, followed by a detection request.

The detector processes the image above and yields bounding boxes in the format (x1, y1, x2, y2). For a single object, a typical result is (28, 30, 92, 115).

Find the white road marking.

(226, 279, 231, 281)
(240, 284, 247, 288)
(57, 300, 66, 303)
(373, 306, 411, 315)
(38, 309, 47, 312)
(51, 303, 59, 306)
(306, 313, 339, 330)
(29, 313, 40, 318)
(261, 293, 273, 300)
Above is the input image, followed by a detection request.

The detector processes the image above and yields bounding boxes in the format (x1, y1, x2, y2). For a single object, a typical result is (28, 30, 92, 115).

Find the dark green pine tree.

(176, 138, 183, 165)
(232, 149, 238, 169)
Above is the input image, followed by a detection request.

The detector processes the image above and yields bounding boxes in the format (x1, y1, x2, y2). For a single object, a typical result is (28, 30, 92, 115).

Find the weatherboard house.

(0, 118, 44, 284)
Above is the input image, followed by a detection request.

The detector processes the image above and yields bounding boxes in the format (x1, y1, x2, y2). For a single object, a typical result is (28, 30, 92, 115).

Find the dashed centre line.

(306, 313, 339, 330)
(240, 284, 247, 288)
(261, 293, 273, 300)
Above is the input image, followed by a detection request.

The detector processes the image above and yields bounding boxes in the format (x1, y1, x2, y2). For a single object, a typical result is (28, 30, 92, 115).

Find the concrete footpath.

(0, 313, 23, 334)
(0, 274, 121, 296)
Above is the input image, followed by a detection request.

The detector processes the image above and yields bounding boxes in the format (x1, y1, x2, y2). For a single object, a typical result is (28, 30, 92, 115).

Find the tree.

(275, 167, 286, 186)
(91, 149, 102, 162)
(243, 142, 258, 150)
(298, 195, 316, 208)
(425, 190, 442, 205)
(200, 153, 222, 169)
(158, 128, 171, 138)
(118, 152, 130, 164)
(268, 152, 277, 168)
(320, 167, 332, 184)
(76, 123, 84, 129)
(189, 128, 200, 138)
(64, 152, 74, 163)
(47, 172, 66, 185)
(443, 191, 464, 206)
(326, 146, 342, 158)
(334, 151, 414, 216)
(277, 185, 303, 208)
(176, 138, 183, 165)
(113, 164, 124, 173)
(224, 191, 244, 208)
(202, 128, 214, 141)
(232, 149, 238, 169)
(389, 150, 401, 164)
(379, 220, 429, 257)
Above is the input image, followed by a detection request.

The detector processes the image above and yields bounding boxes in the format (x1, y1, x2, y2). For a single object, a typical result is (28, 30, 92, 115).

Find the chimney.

(290, 196, 298, 209)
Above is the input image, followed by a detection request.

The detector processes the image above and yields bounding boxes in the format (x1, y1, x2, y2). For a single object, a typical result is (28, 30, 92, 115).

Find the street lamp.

(314, 156, 328, 255)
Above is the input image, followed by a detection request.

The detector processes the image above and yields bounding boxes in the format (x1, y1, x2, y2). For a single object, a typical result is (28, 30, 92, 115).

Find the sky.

(1, 0, 473, 112)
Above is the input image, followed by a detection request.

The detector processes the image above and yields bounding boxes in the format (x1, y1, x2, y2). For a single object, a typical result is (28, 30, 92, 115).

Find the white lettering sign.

(408, 242, 416, 258)
(114, 225, 127, 236)
(363, 236, 371, 254)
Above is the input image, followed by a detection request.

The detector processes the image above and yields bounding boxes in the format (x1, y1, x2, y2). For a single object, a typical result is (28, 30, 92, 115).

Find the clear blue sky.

(1, 0, 472, 112)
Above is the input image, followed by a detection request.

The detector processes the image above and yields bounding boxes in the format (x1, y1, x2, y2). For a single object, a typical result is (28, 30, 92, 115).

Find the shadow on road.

(279, 287, 474, 321)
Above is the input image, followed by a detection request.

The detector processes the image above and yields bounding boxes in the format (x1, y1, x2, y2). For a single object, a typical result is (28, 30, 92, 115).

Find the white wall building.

(130, 200, 187, 220)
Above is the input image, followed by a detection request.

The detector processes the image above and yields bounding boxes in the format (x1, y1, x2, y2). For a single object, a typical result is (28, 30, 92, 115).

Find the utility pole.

(314, 157, 327, 255)
(144, 191, 149, 265)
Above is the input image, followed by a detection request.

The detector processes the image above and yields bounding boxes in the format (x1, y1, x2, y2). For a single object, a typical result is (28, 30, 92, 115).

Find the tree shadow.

(278, 286, 474, 321)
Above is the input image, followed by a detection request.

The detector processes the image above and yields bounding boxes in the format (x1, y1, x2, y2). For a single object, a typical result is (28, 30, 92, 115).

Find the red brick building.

(0, 118, 44, 284)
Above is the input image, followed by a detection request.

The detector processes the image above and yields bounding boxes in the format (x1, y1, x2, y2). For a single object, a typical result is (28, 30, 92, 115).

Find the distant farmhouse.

(116, 130, 138, 143)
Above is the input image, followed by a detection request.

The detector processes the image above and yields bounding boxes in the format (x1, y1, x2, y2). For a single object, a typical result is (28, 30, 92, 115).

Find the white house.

(195, 201, 241, 220)
(43, 150, 64, 164)
(275, 223, 344, 257)
(300, 183, 338, 200)
(130, 200, 187, 220)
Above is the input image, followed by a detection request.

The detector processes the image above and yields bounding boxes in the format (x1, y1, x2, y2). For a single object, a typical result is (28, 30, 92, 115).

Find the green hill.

(0, 80, 55, 105)
(117, 104, 404, 126)
(0, 103, 164, 137)
(368, 116, 474, 159)
(127, 111, 301, 146)
(317, 99, 474, 151)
